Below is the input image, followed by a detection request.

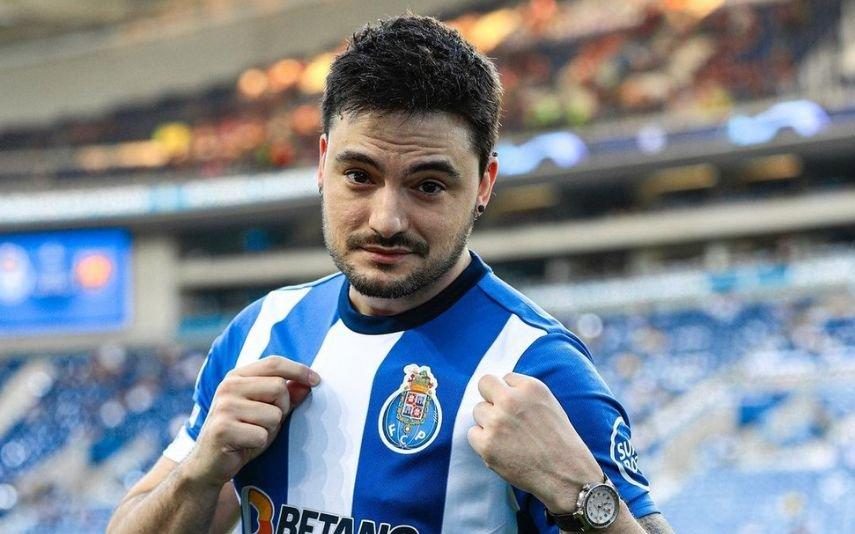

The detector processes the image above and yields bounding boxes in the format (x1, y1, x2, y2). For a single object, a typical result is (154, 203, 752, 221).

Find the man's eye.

(345, 170, 370, 184)
(417, 181, 445, 195)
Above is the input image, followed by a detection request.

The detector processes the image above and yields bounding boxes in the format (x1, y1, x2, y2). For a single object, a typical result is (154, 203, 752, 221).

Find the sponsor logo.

(609, 416, 649, 491)
(378, 364, 442, 454)
(240, 489, 419, 534)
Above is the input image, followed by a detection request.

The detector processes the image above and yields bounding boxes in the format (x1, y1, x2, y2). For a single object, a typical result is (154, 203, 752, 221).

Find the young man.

(109, 15, 673, 534)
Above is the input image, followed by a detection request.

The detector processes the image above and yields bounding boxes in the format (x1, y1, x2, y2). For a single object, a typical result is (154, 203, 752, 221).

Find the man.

(108, 15, 674, 534)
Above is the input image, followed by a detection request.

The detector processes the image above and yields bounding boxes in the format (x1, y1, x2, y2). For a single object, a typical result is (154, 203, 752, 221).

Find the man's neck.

(349, 249, 472, 317)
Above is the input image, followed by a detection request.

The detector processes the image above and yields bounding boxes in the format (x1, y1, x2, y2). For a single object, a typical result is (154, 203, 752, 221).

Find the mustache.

(346, 233, 429, 257)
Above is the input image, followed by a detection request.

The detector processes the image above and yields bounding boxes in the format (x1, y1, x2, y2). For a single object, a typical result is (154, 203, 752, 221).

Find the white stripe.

(163, 426, 195, 463)
(235, 287, 311, 368)
(441, 314, 546, 532)
(165, 287, 311, 462)
(287, 321, 403, 515)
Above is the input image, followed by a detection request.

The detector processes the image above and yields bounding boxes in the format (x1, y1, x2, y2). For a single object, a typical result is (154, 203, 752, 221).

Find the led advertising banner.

(0, 229, 132, 336)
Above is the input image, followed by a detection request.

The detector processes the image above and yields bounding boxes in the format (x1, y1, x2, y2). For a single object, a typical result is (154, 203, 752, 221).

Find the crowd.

(0, 0, 840, 184)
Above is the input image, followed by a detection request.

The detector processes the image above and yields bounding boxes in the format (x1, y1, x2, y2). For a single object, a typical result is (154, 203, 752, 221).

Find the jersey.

(164, 253, 658, 533)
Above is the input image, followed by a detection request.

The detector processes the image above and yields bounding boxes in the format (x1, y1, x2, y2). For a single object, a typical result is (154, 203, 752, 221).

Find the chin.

(349, 269, 428, 300)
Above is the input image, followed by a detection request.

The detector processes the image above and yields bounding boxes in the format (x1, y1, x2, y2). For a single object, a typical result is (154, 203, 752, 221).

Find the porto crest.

(378, 364, 442, 454)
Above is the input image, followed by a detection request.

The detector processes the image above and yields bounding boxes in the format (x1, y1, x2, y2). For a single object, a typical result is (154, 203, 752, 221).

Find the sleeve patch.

(609, 416, 649, 491)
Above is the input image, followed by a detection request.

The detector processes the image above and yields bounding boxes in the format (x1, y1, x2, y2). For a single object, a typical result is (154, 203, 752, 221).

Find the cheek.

(423, 208, 469, 242)
(325, 200, 363, 233)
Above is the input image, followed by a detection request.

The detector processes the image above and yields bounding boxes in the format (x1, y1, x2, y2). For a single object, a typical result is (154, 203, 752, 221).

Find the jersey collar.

(338, 251, 489, 335)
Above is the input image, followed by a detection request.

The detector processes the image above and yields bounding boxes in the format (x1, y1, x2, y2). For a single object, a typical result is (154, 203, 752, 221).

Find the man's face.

(318, 111, 495, 300)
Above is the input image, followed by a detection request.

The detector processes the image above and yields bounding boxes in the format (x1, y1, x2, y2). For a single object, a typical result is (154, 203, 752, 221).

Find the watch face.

(584, 484, 618, 527)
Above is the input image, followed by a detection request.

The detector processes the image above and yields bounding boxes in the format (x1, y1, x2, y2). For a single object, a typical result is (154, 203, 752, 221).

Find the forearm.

(558, 509, 673, 534)
(107, 461, 223, 534)
(637, 513, 675, 533)
(556, 500, 644, 534)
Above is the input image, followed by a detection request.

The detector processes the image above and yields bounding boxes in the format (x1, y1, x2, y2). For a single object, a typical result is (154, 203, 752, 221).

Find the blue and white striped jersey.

(165, 253, 658, 533)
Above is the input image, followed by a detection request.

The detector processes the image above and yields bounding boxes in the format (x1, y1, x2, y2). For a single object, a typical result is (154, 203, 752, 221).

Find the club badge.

(378, 364, 442, 454)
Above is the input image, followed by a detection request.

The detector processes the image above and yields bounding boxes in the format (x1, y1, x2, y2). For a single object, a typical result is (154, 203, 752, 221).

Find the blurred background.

(0, 0, 853, 532)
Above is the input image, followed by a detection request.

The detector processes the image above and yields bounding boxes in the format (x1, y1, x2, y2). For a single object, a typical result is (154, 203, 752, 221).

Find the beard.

(323, 208, 473, 300)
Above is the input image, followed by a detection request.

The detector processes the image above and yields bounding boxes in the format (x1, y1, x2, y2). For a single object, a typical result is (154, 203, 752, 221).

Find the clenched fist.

(467, 372, 604, 515)
(183, 356, 320, 488)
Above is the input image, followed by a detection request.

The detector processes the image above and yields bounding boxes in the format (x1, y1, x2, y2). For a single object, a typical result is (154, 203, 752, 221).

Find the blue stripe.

(188, 297, 266, 440)
(234, 275, 344, 509)
(350, 285, 511, 531)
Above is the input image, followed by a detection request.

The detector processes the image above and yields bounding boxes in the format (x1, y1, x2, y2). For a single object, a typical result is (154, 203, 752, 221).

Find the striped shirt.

(165, 253, 657, 533)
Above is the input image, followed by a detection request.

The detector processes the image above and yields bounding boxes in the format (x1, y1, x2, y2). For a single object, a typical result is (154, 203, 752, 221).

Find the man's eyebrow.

(335, 150, 384, 171)
(406, 160, 462, 182)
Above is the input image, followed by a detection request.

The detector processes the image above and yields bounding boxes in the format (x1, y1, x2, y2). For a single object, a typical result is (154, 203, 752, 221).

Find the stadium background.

(0, 0, 853, 531)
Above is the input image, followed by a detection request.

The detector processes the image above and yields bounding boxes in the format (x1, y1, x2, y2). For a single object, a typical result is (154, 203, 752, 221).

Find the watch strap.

(544, 474, 612, 532)
(544, 509, 586, 532)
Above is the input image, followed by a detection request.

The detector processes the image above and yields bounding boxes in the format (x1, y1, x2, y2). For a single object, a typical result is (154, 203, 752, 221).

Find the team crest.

(378, 364, 442, 454)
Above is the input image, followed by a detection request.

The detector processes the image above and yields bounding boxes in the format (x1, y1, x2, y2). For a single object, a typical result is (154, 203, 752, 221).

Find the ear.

(477, 154, 499, 208)
(317, 133, 329, 190)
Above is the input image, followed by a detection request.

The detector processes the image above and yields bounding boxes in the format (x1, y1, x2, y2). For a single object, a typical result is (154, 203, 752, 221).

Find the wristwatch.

(545, 474, 620, 532)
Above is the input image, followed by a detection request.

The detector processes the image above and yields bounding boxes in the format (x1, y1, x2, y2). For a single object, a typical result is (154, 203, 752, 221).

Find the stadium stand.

(0, 0, 848, 184)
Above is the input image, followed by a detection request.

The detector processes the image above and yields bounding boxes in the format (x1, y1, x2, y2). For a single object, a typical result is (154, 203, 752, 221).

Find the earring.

(474, 204, 486, 221)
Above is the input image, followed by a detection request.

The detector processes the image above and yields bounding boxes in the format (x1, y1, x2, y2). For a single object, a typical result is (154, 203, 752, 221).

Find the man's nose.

(368, 187, 408, 238)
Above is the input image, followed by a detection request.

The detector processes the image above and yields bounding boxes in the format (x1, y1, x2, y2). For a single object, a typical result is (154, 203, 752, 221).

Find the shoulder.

(476, 272, 592, 363)
(229, 272, 342, 334)
(209, 272, 345, 368)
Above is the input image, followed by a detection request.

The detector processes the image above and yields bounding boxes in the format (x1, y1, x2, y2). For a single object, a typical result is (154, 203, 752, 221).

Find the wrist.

(540, 460, 604, 514)
(178, 452, 230, 492)
(545, 476, 622, 533)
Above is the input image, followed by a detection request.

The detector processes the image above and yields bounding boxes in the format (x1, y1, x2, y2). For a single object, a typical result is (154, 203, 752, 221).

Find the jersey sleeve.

(163, 298, 265, 463)
(512, 331, 659, 530)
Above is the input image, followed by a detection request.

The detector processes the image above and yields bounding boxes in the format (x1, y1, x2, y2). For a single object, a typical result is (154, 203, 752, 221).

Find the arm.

(470, 371, 674, 533)
(470, 373, 651, 533)
(107, 456, 238, 534)
(107, 356, 320, 534)
(637, 513, 675, 534)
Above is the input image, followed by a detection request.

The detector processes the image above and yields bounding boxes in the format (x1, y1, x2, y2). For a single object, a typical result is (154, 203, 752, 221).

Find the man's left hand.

(468, 372, 605, 514)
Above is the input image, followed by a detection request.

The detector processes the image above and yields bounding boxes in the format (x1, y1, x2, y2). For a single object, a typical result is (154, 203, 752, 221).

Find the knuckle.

(218, 374, 241, 394)
(480, 445, 497, 467)
(223, 368, 240, 381)
(208, 419, 230, 442)
(494, 389, 511, 408)
(529, 377, 547, 393)
(252, 428, 269, 448)
(493, 409, 510, 426)
(273, 376, 288, 394)
(516, 377, 536, 392)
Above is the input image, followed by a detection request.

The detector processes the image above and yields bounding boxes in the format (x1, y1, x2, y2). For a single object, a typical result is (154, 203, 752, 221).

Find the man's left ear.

(317, 133, 329, 191)
(477, 153, 499, 207)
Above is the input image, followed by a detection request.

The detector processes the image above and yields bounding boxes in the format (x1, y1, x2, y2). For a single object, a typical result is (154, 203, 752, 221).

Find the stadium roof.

(0, 0, 305, 47)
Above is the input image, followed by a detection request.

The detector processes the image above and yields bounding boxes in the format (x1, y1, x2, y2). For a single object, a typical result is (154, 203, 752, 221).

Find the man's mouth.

(359, 246, 413, 264)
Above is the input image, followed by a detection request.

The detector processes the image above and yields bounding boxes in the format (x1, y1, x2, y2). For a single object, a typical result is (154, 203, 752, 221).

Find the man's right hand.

(182, 355, 321, 488)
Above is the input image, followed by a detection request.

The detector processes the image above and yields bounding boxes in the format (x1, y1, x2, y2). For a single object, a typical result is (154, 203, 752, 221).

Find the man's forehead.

(327, 110, 478, 163)
(328, 110, 471, 139)
(329, 109, 466, 132)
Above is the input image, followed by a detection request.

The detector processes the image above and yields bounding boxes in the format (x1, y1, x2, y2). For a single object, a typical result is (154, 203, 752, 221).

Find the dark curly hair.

(321, 14, 502, 175)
